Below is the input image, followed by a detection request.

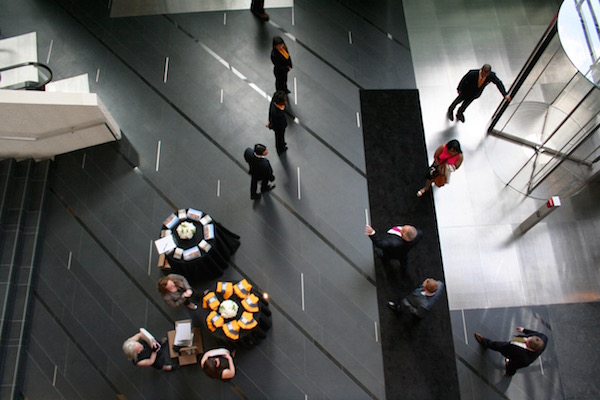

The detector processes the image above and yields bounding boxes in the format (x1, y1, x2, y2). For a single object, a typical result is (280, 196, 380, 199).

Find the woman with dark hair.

(271, 36, 292, 93)
(417, 139, 463, 197)
(200, 348, 236, 380)
(157, 274, 197, 310)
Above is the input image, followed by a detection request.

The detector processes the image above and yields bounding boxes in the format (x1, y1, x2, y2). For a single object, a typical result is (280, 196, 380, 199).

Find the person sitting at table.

(200, 348, 236, 380)
(157, 273, 198, 310)
(122, 331, 174, 371)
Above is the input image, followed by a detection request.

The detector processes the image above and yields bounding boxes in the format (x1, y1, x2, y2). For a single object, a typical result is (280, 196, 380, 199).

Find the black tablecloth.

(161, 211, 240, 282)
(201, 284, 271, 348)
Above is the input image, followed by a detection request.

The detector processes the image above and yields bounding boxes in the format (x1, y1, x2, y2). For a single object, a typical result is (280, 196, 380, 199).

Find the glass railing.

(0, 62, 53, 90)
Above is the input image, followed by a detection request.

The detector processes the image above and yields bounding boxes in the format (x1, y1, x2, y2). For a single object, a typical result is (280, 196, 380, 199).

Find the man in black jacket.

(243, 144, 275, 200)
(474, 327, 548, 376)
(267, 91, 288, 154)
(447, 64, 511, 122)
(365, 224, 423, 268)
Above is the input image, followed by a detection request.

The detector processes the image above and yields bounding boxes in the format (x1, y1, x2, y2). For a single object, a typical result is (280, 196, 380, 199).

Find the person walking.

(388, 278, 445, 319)
(244, 144, 276, 200)
(267, 91, 288, 154)
(474, 327, 548, 376)
(417, 139, 463, 197)
(271, 36, 292, 93)
(365, 224, 423, 268)
(447, 64, 511, 123)
(250, 0, 269, 21)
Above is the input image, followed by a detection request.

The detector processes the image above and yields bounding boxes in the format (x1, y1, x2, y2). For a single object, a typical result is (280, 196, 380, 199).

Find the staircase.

(0, 158, 51, 399)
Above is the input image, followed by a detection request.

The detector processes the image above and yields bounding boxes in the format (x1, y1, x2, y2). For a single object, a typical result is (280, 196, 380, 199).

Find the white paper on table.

(163, 214, 179, 229)
(139, 327, 155, 345)
(187, 208, 203, 221)
(203, 224, 215, 240)
(183, 246, 200, 260)
(174, 322, 192, 346)
(154, 235, 176, 254)
(199, 239, 212, 252)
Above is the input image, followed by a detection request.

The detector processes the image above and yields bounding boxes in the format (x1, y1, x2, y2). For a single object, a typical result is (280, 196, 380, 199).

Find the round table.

(160, 208, 240, 281)
(201, 279, 272, 348)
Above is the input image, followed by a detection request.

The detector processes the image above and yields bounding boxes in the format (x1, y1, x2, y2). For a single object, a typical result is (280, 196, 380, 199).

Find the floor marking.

(163, 57, 169, 83)
(294, 77, 297, 105)
(155, 140, 161, 171)
(148, 240, 153, 275)
(301, 273, 305, 311)
(217, 179, 221, 197)
(297, 167, 301, 199)
(461, 309, 468, 344)
(47, 39, 53, 63)
(67, 251, 72, 270)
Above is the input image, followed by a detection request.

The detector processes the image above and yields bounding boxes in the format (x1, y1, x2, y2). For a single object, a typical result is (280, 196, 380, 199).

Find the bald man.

(365, 224, 423, 268)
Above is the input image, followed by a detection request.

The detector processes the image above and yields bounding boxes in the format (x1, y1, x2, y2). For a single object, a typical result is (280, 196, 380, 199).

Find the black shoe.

(387, 301, 400, 312)
(251, 10, 270, 21)
(474, 332, 484, 345)
(251, 193, 261, 200)
(285, 89, 291, 94)
(262, 184, 276, 193)
(457, 112, 465, 122)
(447, 110, 454, 121)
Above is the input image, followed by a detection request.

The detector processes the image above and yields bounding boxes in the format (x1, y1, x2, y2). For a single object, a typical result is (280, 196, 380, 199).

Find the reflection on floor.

(1, 0, 599, 399)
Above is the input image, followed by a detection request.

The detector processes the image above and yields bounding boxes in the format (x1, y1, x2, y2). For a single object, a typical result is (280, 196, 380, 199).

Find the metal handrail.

(0, 61, 53, 90)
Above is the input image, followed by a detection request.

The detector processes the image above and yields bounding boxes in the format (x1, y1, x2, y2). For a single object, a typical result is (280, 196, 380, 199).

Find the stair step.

(0, 158, 51, 397)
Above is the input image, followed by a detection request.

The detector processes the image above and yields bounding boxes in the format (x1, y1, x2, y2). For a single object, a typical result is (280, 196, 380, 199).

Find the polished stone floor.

(1, 0, 599, 399)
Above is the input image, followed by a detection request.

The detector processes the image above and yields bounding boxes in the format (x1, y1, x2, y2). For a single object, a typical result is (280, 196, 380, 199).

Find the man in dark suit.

(243, 144, 275, 200)
(388, 278, 445, 319)
(365, 224, 423, 268)
(267, 91, 288, 154)
(474, 327, 548, 375)
(447, 64, 511, 122)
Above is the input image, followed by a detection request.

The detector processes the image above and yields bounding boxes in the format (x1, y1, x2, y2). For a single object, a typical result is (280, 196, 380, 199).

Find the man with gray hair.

(447, 64, 511, 122)
(365, 224, 423, 268)
(474, 327, 548, 376)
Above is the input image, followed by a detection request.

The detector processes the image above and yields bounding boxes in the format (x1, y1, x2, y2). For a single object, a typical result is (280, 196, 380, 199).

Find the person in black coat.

(244, 144, 275, 200)
(271, 36, 292, 93)
(250, 0, 269, 21)
(447, 64, 511, 122)
(267, 91, 288, 154)
(365, 224, 423, 268)
(474, 327, 548, 376)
